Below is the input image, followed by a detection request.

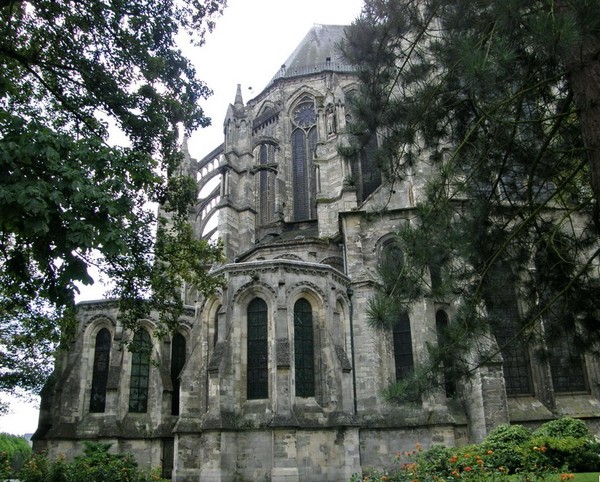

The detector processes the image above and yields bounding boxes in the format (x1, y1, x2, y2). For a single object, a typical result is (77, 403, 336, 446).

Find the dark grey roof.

(269, 24, 355, 84)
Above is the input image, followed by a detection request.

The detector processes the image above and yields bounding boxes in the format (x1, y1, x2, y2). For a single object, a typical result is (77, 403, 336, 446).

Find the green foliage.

(481, 424, 532, 473)
(347, 419, 600, 481)
(0, 0, 226, 394)
(0, 432, 31, 478)
(533, 418, 591, 439)
(342, 0, 600, 404)
(19, 441, 168, 482)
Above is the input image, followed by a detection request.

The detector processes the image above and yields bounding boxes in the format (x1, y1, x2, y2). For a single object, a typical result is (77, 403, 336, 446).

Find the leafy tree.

(0, 432, 32, 478)
(0, 0, 226, 406)
(342, 0, 600, 402)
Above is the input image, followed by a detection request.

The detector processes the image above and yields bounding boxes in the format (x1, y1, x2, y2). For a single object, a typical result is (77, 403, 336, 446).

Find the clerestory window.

(291, 97, 317, 221)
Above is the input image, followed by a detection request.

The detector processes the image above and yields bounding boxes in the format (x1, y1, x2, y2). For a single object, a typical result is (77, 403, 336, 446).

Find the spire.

(234, 83, 244, 108)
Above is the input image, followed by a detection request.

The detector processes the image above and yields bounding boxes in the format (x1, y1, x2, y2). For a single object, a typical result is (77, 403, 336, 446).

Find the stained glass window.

(486, 265, 533, 396)
(291, 98, 317, 221)
(550, 338, 587, 393)
(128, 329, 151, 413)
(258, 144, 276, 225)
(90, 328, 111, 413)
(393, 312, 414, 381)
(247, 298, 268, 399)
(294, 298, 315, 397)
(171, 333, 186, 415)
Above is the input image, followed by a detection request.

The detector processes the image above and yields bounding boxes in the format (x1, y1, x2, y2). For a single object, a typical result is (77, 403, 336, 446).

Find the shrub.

(0, 433, 32, 478)
(481, 424, 532, 473)
(533, 418, 590, 439)
(19, 441, 168, 482)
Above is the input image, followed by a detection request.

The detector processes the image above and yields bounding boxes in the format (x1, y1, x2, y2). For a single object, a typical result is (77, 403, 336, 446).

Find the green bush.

(522, 435, 600, 473)
(533, 418, 591, 438)
(0, 432, 32, 478)
(19, 441, 168, 482)
(481, 423, 532, 473)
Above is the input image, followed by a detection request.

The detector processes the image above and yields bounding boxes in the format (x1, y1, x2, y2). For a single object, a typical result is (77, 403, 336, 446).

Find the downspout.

(347, 287, 357, 416)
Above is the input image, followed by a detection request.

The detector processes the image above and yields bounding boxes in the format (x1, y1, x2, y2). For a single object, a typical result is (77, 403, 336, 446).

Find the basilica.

(33, 25, 600, 482)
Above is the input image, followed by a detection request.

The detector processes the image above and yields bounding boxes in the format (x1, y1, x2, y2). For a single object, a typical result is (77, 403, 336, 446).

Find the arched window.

(291, 97, 317, 221)
(393, 312, 414, 381)
(247, 298, 268, 399)
(294, 298, 315, 397)
(435, 310, 456, 397)
(128, 329, 152, 413)
(485, 264, 533, 396)
(90, 328, 111, 413)
(258, 143, 276, 225)
(171, 333, 186, 415)
(345, 90, 381, 203)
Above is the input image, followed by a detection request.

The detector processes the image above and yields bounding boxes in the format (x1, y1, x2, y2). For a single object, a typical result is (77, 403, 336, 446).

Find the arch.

(393, 311, 414, 381)
(247, 297, 269, 400)
(231, 280, 277, 305)
(128, 329, 152, 413)
(294, 298, 315, 397)
(290, 94, 318, 221)
(255, 142, 277, 225)
(89, 328, 111, 413)
(170, 332, 186, 415)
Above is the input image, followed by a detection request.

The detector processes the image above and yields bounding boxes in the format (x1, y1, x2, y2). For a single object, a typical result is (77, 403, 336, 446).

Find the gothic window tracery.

(257, 143, 276, 225)
(90, 328, 111, 413)
(128, 329, 152, 413)
(294, 298, 315, 397)
(247, 298, 268, 399)
(171, 333, 186, 415)
(291, 96, 317, 221)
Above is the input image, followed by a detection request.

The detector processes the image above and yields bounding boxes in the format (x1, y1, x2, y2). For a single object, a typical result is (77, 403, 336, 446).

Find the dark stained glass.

(90, 328, 111, 413)
(485, 265, 533, 396)
(294, 298, 315, 397)
(128, 330, 151, 413)
(393, 312, 414, 381)
(258, 144, 276, 225)
(435, 310, 456, 397)
(291, 98, 317, 222)
(549, 336, 587, 393)
(171, 333, 186, 415)
(247, 298, 268, 399)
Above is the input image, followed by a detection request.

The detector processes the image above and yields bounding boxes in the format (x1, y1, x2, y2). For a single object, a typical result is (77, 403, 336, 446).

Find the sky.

(0, 0, 364, 436)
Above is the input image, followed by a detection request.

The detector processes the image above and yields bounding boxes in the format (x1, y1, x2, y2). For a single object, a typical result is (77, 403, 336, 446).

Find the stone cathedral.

(33, 25, 600, 482)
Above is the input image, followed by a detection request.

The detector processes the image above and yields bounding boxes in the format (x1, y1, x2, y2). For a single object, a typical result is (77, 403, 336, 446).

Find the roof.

(268, 24, 355, 85)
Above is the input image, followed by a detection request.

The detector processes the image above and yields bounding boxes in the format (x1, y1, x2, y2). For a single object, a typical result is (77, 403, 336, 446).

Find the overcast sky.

(0, 0, 364, 436)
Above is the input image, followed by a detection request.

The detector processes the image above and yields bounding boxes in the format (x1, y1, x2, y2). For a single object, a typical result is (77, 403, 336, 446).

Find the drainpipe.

(347, 287, 357, 415)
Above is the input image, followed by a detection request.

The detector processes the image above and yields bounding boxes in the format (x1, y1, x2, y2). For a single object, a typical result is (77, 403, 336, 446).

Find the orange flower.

(487, 450, 493, 455)
(415, 442, 422, 451)
(451, 470, 459, 476)
(450, 456, 458, 463)
(464, 466, 472, 472)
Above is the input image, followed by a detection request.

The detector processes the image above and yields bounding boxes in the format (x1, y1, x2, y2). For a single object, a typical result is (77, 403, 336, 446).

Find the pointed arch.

(90, 328, 111, 413)
(291, 95, 317, 220)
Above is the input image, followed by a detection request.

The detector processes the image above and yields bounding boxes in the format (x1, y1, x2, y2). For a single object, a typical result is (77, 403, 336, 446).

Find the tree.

(0, 0, 226, 405)
(342, 0, 600, 403)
